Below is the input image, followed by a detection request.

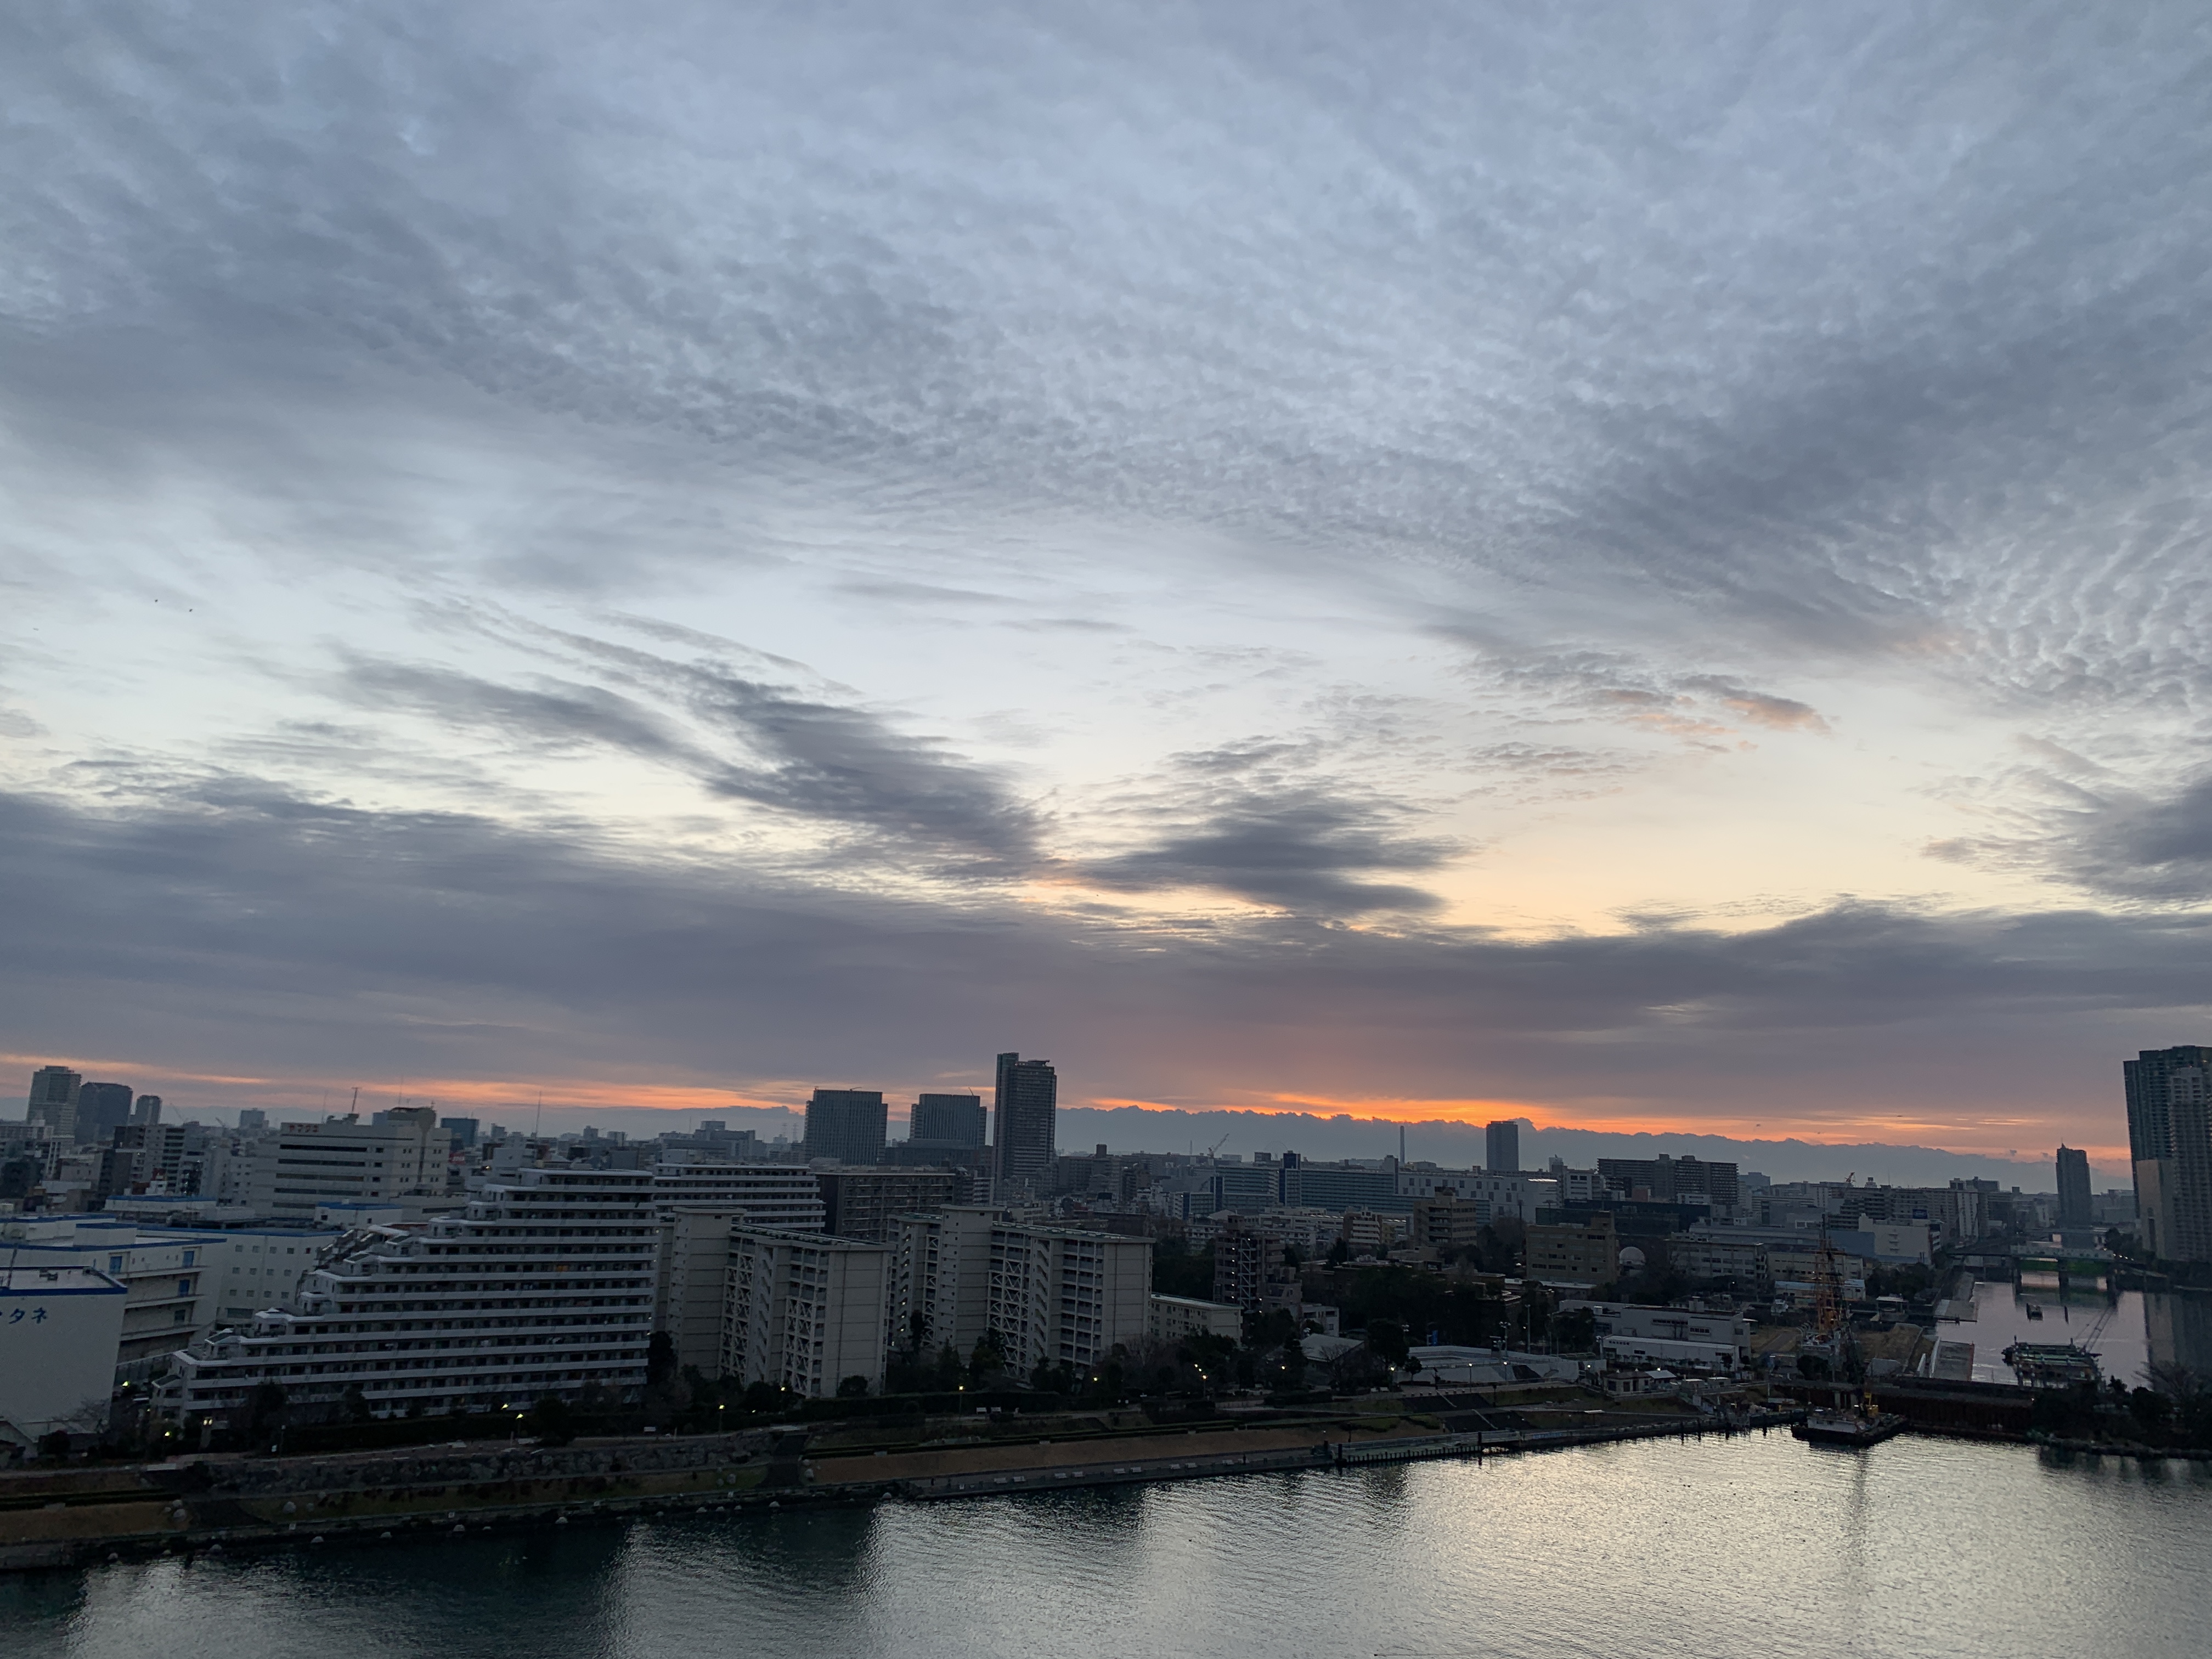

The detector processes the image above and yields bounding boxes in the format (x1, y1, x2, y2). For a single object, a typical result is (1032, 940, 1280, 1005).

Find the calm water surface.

(5, 1432, 2209, 1658)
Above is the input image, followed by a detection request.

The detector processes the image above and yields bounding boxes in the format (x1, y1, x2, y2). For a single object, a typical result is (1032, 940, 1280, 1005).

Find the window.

(178, 1278, 194, 1297)
(109, 1255, 125, 1273)
(182, 1250, 196, 1266)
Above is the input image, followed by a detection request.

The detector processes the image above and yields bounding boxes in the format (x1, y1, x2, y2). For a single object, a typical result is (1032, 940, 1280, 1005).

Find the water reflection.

(4, 1435, 2208, 1659)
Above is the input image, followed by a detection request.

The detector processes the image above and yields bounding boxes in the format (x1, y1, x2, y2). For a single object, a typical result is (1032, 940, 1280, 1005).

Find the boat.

(2002, 1341, 2100, 1386)
(2024, 1301, 2043, 1320)
(1793, 1407, 1908, 1448)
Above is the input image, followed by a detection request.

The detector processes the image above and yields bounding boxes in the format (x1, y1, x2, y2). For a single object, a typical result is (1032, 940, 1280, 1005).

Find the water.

(5, 1433, 2210, 1658)
(1956, 1283, 2212, 1387)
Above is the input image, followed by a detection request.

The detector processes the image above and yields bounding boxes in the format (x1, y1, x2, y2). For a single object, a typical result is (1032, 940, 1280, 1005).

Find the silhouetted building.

(2126, 1046, 2212, 1263)
(992, 1053, 1058, 1188)
(131, 1094, 162, 1126)
(442, 1116, 480, 1148)
(804, 1088, 887, 1165)
(235, 1109, 268, 1133)
(76, 1082, 135, 1143)
(25, 1066, 81, 1139)
(1598, 1154, 1738, 1207)
(1485, 1120, 1520, 1174)
(910, 1092, 986, 1148)
(2056, 1146, 2093, 1230)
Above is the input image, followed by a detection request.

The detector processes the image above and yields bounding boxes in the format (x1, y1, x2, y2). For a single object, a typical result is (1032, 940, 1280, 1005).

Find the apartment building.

(163, 1167, 659, 1424)
(244, 1109, 452, 1221)
(721, 1226, 889, 1398)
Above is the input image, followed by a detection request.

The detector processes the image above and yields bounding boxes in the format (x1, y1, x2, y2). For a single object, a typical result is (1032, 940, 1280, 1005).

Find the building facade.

(991, 1053, 1058, 1189)
(1485, 1120, 1520, 1174)
(910, 1093, 986, 1148)
(803, 1090, 888, 1165)
(985, 1223, 1150, 1377)
(1525, 1215, 1618, 1286)
(1147, 1293, 1243, 1343)
(244, 1109, 453, 1221)
(721, 1226, 889, 1397)
(2125, 1046, 2212, 1263)
(0, 1267, 128, 1452)
(1596, 1155, 1740, 1207)
(164, 1167, 659, 1424)
(815, 1166, 962, 1243)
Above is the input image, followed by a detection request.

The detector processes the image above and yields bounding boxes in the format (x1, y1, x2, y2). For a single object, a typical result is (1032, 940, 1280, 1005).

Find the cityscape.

(8, 4, 2212, 1657)
(4, 1046, 2209, 1521)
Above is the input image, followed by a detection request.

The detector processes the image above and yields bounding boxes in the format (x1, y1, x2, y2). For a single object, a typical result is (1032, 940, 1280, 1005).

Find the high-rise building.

(910, 1093, 986, 1148)
(25, 1067, 81, 1139)
(131, 1094, 162, 1126)
(2056, 1146, 2093, 1230)
(441, 1116, 480, 1148)
(2125, 1046, 2212, 1263)
(648, 1160, 828, 1378)
(992, 1053, 1057, 1189)
(804, 1088, 887, 1165)
(722, 1226, 890, 1398)
(166, 1166, 659, 1421)
(75, 1083, 135, 1143)
(1485, 1120, 1521, 1174)
(815, 1167, 963, 1242)
(234, 1109, 268, 1133)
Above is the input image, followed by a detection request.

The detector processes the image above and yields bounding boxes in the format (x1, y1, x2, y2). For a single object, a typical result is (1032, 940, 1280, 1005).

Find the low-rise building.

(0, 1266, 127, 1452)
(0, 1216, 215, 1376)
(1564, 1300, 1752, 1372)
(1148, 1293, 1243, 1344)
(1525, 1214, 1617, 1286)
(722, 1226, 889, 1398)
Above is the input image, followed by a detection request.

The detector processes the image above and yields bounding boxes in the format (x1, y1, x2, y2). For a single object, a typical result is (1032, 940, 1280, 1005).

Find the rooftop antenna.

(1400, 1124, 1406, 1164)
(535, 1092, 544, 1138)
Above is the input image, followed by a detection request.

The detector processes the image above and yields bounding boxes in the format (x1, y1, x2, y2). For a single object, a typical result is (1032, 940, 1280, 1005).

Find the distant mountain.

(1057, 1105, 2090, 1189)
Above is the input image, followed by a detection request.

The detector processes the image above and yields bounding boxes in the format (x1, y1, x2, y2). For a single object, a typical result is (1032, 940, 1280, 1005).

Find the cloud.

(1, 784, 2202, 1154)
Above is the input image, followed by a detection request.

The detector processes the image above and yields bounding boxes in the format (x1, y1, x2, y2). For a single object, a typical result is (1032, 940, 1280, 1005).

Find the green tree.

(836, 1374, 870, 1398)
(1364, 1318, 1408, 1366)
(341, 1383, 372, 1423)
(244, 1380, 289, 1437)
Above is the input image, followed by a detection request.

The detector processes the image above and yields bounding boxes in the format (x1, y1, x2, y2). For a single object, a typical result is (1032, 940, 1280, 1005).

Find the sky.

(5, 1, 2211, 1178)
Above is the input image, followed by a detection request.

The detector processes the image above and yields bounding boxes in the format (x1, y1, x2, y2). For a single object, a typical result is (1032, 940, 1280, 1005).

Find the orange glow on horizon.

(4, 1052, 2120, 1164)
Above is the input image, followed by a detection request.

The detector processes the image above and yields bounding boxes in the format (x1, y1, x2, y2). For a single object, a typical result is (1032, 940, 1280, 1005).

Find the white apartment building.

(206, 1227, 341, 1323)
(648, 1162, 827, 1379)
(985, 1224, 1152, 1378)
(1147, 1293, 1243, 1343)
(887, 1204, 1005, 1359)
(0, 1266, 128, 1452)
(163, 1167, 659, 1424)
(245, 1109, 452, 1222)
(888, 1209, 1152, 1376)
(721, 1226, 889, 1398)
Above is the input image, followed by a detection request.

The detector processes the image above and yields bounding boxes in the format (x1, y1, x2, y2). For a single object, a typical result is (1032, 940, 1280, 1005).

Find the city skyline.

(8, 5, 2212, 1174)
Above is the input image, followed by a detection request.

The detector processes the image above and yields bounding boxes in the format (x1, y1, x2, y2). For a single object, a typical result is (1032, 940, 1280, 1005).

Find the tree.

(244, 1380, 289, 1437)
(529, 1393, 578, 1446)
(1364, 1318, 1408, 1367)
(341, 1383, 373, 1423)
(1279, 1331, 1307, 1389)
(968, 1333, 1008, 1387)
(1326, 1237, 1352, 1267)
(836, 1375, 870, 1398)
(1550, 1307, 1597, 1355)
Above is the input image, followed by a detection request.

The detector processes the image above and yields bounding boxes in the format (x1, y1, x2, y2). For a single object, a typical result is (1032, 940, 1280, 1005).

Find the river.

(4, 1430, 2208, 1658)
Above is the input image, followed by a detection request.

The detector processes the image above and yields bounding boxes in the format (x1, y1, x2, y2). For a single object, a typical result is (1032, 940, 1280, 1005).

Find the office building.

(910, 1093, 986, 1148)
(722, 1226, 889, 1398)
(1395, 1167, 1556, 1222)
(244, 1109, 453, 1221)
(804, 1088, 887, 1165)
(131, 1094, 163, 1127)
(235, 1109, 268, 1133)
(1485, 1120, 1521, 1174)
(75, 1082, 136, 1144)
(442, 1116, 481, 1149)
(2125, 1046, 2212, 1263)
(1564, 1300, 1753, 1374)
(1597, 1155, 1740, 1207)
(25, 1066, 81, 1141)
(1282, 1159, 1405, 1213)
(2056, 1146, 2094, 1230)
(992, 1053, 1058, 1189)
(0, 1266, 128, 1453)
(165, 1167, 659, 1423)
